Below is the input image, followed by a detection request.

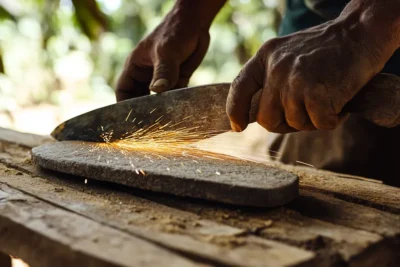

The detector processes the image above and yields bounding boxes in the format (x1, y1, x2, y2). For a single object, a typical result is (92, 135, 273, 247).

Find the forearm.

(169, 0, 227, 29)
(339, 0, 400, 59)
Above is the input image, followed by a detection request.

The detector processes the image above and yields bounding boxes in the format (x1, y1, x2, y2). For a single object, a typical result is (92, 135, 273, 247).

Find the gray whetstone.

(31, 141, 298, 207)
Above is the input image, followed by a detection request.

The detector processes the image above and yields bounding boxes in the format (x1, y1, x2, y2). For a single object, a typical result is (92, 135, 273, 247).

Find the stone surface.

(32, 141, 299, 207)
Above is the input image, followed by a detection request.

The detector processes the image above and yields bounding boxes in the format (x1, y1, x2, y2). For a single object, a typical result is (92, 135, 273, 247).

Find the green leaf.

(0, 49, 4, 74)
(0, 4, 16, 21)
(71, 0, 109, 41)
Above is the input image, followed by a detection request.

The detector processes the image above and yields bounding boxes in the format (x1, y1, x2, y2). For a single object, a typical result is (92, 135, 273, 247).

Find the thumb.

(227, 55, 264, 132)
(150, 59, 179, 93)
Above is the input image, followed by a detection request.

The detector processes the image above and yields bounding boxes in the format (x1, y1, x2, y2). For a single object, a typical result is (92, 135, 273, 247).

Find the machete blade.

(51, 83, 232, 142)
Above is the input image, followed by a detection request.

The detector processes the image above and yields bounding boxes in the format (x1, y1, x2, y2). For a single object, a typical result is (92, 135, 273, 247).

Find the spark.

(296, 161, 315, 168)
(125, 109, 133, 121)
(106, 116, 251, 169)
(96, 113, 314, 172)
(84, 179, 88, 184)
(155, 115, 164, 122)
(149, 108, 157, 114)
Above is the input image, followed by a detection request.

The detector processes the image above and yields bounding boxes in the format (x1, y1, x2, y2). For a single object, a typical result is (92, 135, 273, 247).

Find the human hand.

(116, 8, 210, 101)
(227, 4, 399, 133)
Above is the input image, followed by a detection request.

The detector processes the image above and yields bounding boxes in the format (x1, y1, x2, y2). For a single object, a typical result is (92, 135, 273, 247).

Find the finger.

(226, 56, 264, 132)
(176, 33, 210, 88)
(116, 64, 152, 102)
(150, 58, 179, 93)
(257, 83, 297, 134)
(284, 92, 316, 131)
(176, 77, 190, 89)
(304, 84, 345, 130)
(116, 77, 150, 102)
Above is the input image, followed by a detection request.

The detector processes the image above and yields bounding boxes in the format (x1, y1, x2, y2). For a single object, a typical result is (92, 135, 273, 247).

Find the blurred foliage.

(0, 0, 280, 108)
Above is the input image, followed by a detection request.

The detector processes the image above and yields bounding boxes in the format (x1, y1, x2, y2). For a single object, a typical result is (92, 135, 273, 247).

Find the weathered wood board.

(0, 127, 399, 267)
(0, 166, 315, 267)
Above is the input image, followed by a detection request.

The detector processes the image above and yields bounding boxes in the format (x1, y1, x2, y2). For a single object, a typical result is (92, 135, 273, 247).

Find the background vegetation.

(0, 0, 280, 134)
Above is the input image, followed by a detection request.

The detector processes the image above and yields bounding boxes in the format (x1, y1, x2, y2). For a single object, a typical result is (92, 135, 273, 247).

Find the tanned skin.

(116, 0, 227, 101)
(117, 0, 400, 133)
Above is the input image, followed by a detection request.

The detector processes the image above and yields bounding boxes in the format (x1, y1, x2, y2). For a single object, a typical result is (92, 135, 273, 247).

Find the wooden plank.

(0, 127, 52, 148)
(285, 165, 400, 214)
(0, 163, 315, 267)
(0, 158, 394, 266)
(153, 192, 397, 267)
(1, 139, 398, 266)
(1, 130, 399, 266)
(0, 183, 206, 267)
(1, 127, 399, 213)
(291, 190, 400, 237)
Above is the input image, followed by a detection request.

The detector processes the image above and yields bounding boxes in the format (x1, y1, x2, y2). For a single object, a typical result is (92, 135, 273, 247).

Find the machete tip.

(51, 122, 66, 141)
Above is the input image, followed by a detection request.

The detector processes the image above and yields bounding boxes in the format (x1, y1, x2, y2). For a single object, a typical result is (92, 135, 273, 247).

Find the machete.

(52, 73, 400, 142)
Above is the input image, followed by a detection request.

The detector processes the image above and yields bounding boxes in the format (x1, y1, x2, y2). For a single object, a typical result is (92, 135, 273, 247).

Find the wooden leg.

(0, 251, 12, 267)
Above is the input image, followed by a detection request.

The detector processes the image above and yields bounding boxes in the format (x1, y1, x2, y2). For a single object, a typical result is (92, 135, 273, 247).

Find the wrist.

(171, 0, 226, 30)
(337, 0, 400, 68)
(339, 1, 400, 52)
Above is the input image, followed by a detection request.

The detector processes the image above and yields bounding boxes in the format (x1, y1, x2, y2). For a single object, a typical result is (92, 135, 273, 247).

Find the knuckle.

(257, 115, 278, 132)
(284, 104, 309, 131)
(305, 95, 339, 130)
(226, 91, 240, 118)
(268, 52, 294, 80)
(261, 37, 280, 53)
(229, 78, 242, 98)
(124, 52, 139, 71)
(286, 117, 306, 131)
(154, 62, 169, 73)
(230, 67, 251, 94)
(293, 55, 308, 72)
(313, 115, 339, 130)
(226, 102, 235, 118)
(268, 60, 286, 80)
(288, 73, 307, 90)
(155, 39, 174, 58)
(155, 44, 166, 57)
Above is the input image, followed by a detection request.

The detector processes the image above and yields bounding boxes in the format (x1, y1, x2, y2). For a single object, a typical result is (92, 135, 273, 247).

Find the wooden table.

(0, 127, 398, 267)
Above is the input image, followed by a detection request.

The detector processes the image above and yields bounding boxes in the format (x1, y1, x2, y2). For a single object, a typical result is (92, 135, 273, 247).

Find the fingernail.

(150, 78, 169, 93)
(230, 121, 242, 132)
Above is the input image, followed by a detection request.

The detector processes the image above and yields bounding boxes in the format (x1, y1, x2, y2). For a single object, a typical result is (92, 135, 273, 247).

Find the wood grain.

(0, 183, 205, 267)
(1, 128, 399, 266)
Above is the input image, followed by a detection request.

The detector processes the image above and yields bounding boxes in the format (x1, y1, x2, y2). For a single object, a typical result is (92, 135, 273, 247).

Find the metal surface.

(52, 84, 232, 142)
(52, 74, 400, 142)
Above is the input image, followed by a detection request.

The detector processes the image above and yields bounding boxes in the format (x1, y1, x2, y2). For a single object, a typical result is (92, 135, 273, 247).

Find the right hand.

(116, 11, 210, 102)
(227, 0, 400, 134)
